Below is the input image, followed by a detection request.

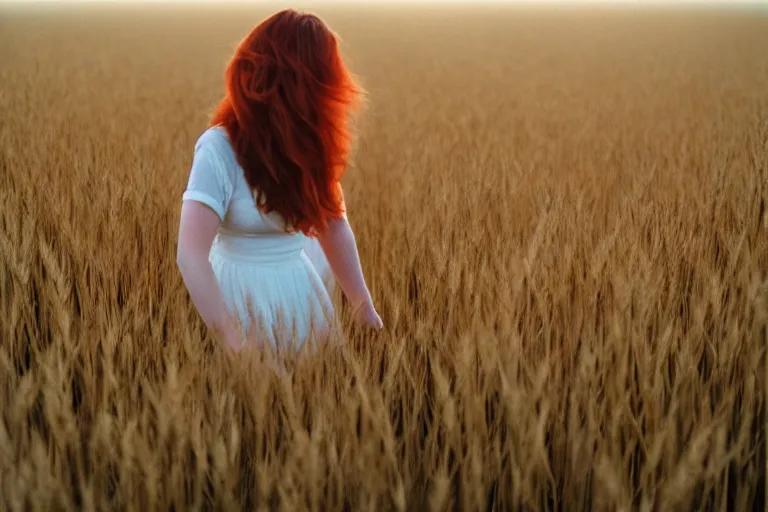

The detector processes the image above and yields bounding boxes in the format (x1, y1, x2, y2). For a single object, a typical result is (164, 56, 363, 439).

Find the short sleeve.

(182, 135, 233, 221)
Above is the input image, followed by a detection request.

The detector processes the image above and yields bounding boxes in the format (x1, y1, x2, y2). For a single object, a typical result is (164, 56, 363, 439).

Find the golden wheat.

(0, 3, 766, 510)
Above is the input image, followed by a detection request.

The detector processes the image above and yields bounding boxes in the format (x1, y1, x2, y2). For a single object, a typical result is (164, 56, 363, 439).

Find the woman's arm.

(316, 216, 382, 329)
(177, 200, 241, 350)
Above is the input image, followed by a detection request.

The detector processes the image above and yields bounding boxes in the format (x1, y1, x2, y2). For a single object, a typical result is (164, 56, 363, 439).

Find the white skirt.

(209, 235, 336, 350)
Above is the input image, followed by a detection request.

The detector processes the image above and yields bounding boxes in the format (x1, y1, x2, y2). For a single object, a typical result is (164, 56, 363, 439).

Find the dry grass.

(1, 2, 767, 510)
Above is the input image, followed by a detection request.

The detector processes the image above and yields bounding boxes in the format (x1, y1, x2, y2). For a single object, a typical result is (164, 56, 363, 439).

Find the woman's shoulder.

(193, 126, 240, 182)
(194, 125, 231, 153)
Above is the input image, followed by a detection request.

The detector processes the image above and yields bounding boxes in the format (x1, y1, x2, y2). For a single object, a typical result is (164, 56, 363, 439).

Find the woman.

(176, 9, 382, 352)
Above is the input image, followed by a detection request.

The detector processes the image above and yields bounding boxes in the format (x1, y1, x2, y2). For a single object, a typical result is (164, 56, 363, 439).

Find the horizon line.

(1, 0, 767, 4)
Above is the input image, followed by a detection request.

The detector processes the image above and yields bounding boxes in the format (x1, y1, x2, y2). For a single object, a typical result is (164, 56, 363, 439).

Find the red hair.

(210, 9, 363, 235)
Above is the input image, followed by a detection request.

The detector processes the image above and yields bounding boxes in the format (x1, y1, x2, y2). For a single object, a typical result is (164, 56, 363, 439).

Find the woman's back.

(187, 126, 307, 248)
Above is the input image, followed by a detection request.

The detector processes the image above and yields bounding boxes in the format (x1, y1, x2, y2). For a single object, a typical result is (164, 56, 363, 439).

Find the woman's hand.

(354, 300, 384, 330)
(216, 316, 244, 353)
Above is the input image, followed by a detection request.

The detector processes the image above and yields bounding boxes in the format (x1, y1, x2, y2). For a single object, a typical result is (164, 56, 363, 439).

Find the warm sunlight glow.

(1, 0, 767, 4)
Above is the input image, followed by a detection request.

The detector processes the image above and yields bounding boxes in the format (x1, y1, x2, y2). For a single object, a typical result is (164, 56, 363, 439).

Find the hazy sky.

(1, 0, 767, 8)
(2, 0, 767, 3)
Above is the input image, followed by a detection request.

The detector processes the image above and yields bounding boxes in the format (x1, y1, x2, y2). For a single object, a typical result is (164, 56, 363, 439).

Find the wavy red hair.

(210, 9, 363, 235)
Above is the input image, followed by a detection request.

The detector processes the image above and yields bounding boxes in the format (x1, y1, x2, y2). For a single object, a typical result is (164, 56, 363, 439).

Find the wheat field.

(0, 2, 766, 510)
